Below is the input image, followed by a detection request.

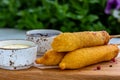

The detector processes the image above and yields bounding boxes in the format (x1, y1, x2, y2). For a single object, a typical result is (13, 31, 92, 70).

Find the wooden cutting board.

(0, 58, 120, 80)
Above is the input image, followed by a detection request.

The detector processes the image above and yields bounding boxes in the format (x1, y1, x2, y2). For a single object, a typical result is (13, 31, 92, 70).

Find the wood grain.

(1, 58, 120, 80)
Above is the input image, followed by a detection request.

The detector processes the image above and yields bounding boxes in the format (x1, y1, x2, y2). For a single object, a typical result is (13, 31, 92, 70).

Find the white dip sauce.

(1, 44, 30, 49)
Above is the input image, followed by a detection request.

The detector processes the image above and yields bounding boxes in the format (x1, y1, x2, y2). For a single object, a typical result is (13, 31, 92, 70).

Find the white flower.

(113, 9, 120, 19)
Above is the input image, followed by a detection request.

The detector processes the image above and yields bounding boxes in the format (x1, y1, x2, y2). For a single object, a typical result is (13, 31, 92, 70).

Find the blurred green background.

(0, 0, 120, 34)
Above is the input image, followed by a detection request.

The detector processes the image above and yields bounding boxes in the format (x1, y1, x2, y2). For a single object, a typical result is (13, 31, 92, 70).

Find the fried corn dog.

(36, 49, 66, 66)
(59, 44, 119, 70)
(52, 31, 110, 52)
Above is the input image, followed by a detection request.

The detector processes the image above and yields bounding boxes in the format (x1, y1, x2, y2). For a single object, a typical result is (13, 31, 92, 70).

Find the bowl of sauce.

(0, 40, 37, 70)
(26, 29, 62, 56)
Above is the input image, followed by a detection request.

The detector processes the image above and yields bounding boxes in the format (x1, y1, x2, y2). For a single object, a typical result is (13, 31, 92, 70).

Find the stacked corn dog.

(36, 31, 119, 70)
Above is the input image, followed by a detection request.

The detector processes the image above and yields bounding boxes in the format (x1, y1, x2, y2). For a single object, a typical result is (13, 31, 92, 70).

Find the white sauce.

(1, 44, 30, 49)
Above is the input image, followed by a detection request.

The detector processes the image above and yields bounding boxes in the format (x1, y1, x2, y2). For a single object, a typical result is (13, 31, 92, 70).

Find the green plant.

(0, 0, 119, 34)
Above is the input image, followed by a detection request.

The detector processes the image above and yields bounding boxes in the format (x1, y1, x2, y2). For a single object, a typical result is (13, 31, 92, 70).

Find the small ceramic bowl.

(26, 29, 62, 56)
(0, 40, 37, 70)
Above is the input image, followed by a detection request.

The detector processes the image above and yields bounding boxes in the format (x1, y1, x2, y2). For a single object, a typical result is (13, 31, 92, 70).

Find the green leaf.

(87, 15, 99, 22)
(89, 0, 99, 4)
(0, 21, 6, 27)
(92, 22, 106, 31)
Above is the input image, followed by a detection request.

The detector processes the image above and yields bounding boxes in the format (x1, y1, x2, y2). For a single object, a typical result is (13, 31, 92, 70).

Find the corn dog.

(36, 49, 66, 66)
(52, 31, 110, 52)
(59, 44, 119, 70)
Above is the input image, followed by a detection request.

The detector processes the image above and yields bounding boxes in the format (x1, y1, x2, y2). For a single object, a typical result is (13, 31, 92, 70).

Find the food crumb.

(96, 66, 101, 70)
(110, 58, 118, 64)
(111, 58, 116, 62)
(94, 66, 101, 70)
(109, 65, 112, 67)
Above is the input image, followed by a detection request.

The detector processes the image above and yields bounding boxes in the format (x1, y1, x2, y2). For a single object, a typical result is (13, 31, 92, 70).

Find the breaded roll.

(36, 49, 66, 66)
(59, 44, 119, 70)
(52, 31, 110, 52)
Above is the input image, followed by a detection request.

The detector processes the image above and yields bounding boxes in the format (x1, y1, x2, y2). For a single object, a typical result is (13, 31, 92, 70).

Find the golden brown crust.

(36, 49, 66, 66)
(59, 44, 119, 70)
(101, 31, 110, 45)
(52, 31, 110, 52)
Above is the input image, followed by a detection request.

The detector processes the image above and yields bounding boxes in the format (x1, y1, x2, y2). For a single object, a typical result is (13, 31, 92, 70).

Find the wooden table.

(0, 58, 120, 80)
